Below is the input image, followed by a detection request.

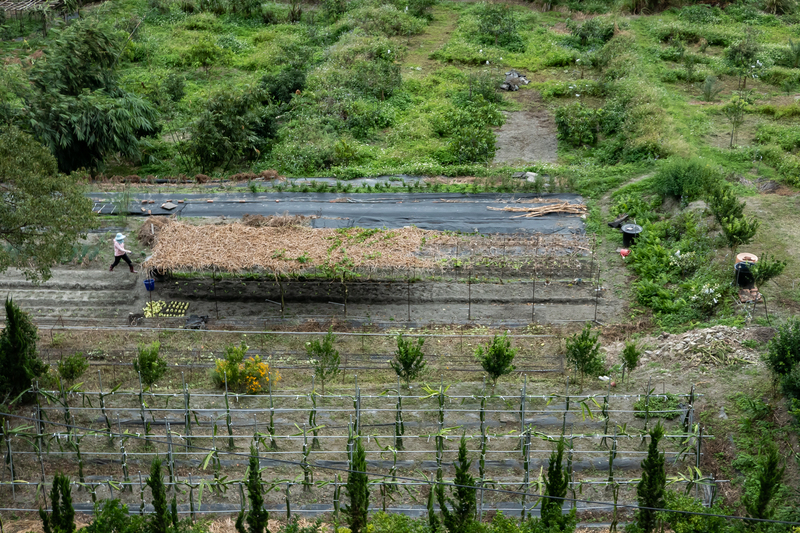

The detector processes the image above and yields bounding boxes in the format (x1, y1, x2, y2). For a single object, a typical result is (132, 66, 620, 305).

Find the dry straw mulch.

(144, 221, 444, 274)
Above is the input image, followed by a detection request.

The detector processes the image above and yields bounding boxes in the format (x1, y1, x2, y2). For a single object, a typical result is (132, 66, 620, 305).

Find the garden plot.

(0, 378, 713, 519)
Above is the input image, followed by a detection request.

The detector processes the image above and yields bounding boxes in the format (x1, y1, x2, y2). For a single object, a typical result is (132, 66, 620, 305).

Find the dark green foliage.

(636, 422, 666, 533)
(18, 21, 159, 172)
(183, 87, 269, 173)
(437, 434, 476, 533)
(198, 0, 226, 15)
(0, 298, 46, 403)
(699, 76, 724, 102)
(566, 17, 615, 47)
(0, 128, 95, 281)
(725, 31, 761, 71)
(721, 215, 759, 250)
(555, 103, 603, 147)
(134, 341, 167, 387)
(766, 317, 800, 376)
(475, 3, 524, 52)
(146, 459, 170, 533)
(186, 35, 224, 75)
(163, 74, 186, 103)
(707, 185, 745, 226)
(751, 254, 786, 287)
(390, 334, 426, 386)
(57, 353, 89, 383)
(564, 324, 605, 387)
(83, 499, 145, 533)
(276, 517, 325, 533)
(261, 69, 306, 105)
(662, 491, 731, 533)
(237, 446, 269, 533)
(307, 328, 340, 394)
(744, 444, 785, 521)
(345, 437, 370, 533)
(40, 473, 76, 533)
(541, 438, 572, 531)
(229, 0, 261, 17)
(633, 393, 681, 420)
(652, 158, 720, 201)
(437, 100, 504, 164)
(474, 333, 517, 386)
(780, 364, 800, 399)
(621, 340, 641, 379)
(453, 71, 504, 106)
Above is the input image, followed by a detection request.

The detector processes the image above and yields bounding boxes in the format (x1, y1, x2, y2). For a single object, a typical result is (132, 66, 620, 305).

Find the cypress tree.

(344, 437, 369, 533)
(637, 422, 666, 533)
(40, 473, 76, 533)
(438, 434, 476, 533)
(541, 438, 571, 531)
(744, 443, 785, 521)
(237, 445, 270, 533)
(146, 458, 170, 533)
(0, 297, 46, 402)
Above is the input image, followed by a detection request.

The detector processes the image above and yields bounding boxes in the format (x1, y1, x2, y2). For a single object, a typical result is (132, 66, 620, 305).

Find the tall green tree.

(541, 438, 573, 531)
(0, 128, 96, 282)
(146, 459, 170, 533)
(744, 443, 785, 521)
(16, 20, 159, 172)
(344, 437, 369, 533)
(637, 422, 666, 533)
(0, 298, 46, 403)
(236, 446, 270, 533)
(40, 473, 76, 533)
(437, 434, 476, 533)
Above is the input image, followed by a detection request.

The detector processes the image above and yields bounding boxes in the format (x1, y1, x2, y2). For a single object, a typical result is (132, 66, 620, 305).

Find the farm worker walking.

(110, 233, 137, 273)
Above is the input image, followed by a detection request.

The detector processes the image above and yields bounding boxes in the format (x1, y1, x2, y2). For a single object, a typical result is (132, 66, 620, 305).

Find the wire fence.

(0, 375, 716, 519)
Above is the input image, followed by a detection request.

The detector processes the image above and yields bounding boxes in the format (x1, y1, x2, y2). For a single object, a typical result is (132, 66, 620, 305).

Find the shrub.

(475, 2, 524, 52)
(162, 73, 186, 102)
(146, 458, 172, 533)
(198, 0, 226, 15)
(39, 473, 75, 533)
(766, 317, 800, 376)
(555, 102, 603, 147)
(307, 328, 340, 394)
(721, 215, 759, 250)
(186, 35, 224, 75)
(707, 184, 744, 225)
(261, 69, 306, 105)
(212, 342, 280, 394)
(743, 444, 785, 520)
(134, 342, 167, 387)
(57, 353, 89, 383)
(0, 298, 46, 402)
(699, 76, 723, 102)
(183, 87, 268, 173)
(229, 0, 260, 17)
(564, 324, 605, 387)
(621, 340, 641, 382)
(610, 193, 661, 225)
(475, 333, 517, 386)
(390, 334, 426, 386)
(752, 254, 786, 287)
(633, 393, 681, 419)
(566, 17, 615, 47)
(652, 158, 720, 202)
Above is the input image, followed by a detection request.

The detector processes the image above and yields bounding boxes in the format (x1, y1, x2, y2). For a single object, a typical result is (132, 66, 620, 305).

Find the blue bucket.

(144, 279, 155, 291)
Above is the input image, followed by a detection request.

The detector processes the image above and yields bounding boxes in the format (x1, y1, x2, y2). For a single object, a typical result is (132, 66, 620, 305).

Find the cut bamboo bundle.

(486, 202, 587, 218)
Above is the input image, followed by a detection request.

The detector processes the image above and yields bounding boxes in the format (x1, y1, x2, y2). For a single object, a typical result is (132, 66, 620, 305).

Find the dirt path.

(494, 90, 559, 164)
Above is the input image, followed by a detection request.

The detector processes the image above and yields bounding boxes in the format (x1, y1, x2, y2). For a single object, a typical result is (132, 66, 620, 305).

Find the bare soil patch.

(494, 109, 558, 164)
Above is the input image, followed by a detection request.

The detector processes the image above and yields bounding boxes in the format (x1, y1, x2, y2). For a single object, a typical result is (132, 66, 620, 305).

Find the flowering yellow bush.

(211, 343, 281, 394)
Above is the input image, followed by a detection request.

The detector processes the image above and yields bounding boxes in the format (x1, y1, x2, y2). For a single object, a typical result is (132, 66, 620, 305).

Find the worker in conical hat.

(110, 233, 137, 273)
